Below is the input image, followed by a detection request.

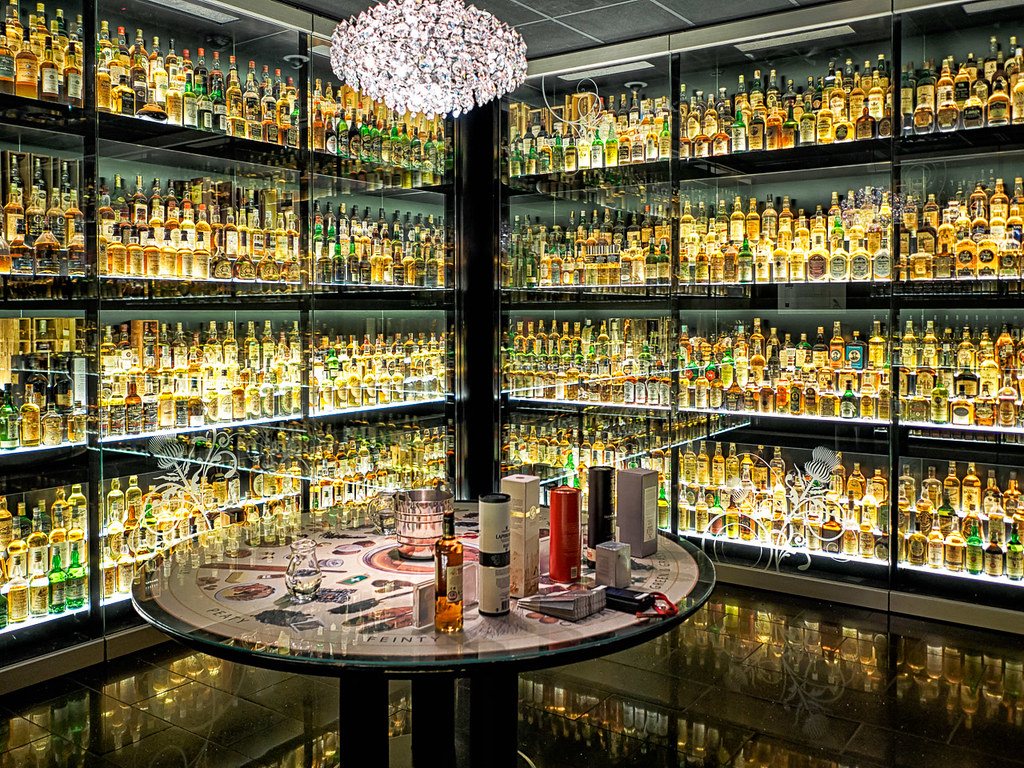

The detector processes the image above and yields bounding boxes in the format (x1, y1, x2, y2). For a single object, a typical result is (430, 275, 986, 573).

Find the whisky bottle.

(65, 547, 86, 608)
(434, 508, 463, 632)
(47, 549, 66, 613)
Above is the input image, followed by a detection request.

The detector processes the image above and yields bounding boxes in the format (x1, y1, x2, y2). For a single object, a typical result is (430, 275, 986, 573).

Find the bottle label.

(66, 574, 84, 603)
(41, 67, 59, 96)
(0, 53, 13, 81)
(873, 251, 892, 279)
(15, 58, 35, 85)
(29, 582, 48, 614)
(124, 399, 144, 433)
(1009, 548, 1023, 579)
(445, 564, 462, 603)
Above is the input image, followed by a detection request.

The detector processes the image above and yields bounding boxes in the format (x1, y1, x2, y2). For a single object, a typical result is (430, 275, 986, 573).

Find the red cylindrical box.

(548, 486, 581, 583)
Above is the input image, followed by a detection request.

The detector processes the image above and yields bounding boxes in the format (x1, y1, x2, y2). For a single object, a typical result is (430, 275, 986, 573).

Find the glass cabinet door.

(893, 0, 1024, 608)
(672, 12, 895, 584)
(0, 0, 92, 661)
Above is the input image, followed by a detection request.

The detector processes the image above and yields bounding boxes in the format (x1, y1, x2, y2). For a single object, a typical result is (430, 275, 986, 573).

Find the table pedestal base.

(337, 672, 520, 768)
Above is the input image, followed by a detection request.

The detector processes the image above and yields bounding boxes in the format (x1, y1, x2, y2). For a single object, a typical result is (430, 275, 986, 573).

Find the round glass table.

(132, 503, 715, 766)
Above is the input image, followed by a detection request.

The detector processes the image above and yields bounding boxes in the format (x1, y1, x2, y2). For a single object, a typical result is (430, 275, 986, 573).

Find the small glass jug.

(285, 539, 323, 603)
(367, 491, 398, 536)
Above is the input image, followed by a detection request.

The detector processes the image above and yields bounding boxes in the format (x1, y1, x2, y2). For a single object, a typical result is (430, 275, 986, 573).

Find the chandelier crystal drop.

(330, 0, 528, 118)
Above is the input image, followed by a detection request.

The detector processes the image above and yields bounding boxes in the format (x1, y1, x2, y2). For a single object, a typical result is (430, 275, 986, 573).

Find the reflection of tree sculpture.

(697, 446, 851, 571)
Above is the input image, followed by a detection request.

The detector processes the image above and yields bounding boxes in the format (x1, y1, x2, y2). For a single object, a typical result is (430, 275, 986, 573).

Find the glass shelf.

(0, 441, 88, 461)
(0, 605, 90, 636)
(684, 530, 891, 568)
(99, 414, 301, 445)
(310, 396, 448, 420)
(900, 560, 1022, 587)
(678, 405, 889, 428)
(508, 396, 672, 413)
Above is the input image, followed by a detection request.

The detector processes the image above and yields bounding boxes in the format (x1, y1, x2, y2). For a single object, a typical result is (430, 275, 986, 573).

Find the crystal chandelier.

(330, 0, 528, 118)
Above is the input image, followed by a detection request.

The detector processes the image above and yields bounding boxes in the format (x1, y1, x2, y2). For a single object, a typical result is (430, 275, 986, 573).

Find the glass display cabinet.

(0, 0, 460, 676)
(893, 0, 1024, 614)
(500, 56, 685, 514)
(501, 0, 1024, 625)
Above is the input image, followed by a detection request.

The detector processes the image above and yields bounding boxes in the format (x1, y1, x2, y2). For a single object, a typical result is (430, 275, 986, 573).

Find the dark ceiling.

(299, 1, 831, 59)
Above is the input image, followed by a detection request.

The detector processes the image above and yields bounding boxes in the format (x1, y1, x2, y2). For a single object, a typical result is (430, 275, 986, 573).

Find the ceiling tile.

(517, 19, 603, 57)
(528, 0, 628, 16)
(560, 1, 690, 43)
(481, 1, 546, 26)
(647, 0, 799, 27)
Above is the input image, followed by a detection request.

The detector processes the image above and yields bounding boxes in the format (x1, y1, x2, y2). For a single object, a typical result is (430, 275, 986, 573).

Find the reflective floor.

(2, 583, 1022, 767)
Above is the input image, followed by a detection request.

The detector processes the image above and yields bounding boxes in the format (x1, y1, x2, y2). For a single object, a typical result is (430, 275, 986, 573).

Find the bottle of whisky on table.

(434, 508, 463, 632)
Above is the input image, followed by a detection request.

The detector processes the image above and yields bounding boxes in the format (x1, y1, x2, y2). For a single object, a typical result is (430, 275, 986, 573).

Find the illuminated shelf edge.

(906, 421, 1024, 438)
(99, 414, 299, 444)
(0, 441, 87, 458)
(900, 561, 1024, 587)
(508, 396, 672, 412)
(0, 604, 89, 634)
(678, 405, 888, 427)
(681, 530, 890, 566)
(101, 593, 132, 607)
(310, 396, 448, 418)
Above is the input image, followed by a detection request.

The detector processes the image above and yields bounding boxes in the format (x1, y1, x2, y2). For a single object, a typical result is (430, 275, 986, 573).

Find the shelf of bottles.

(0, 312, 88, 458)
(1, 482, 89, 631)
(503, 194, 674, 297)
(502, 410, 683, 508)
(675, 177, 897, 292)
(309, 29, 452, 188)
(895, 157, 1024, 297)
(674, 13, 894, 174)
(503, 314, 676, 411)
(95, 311, 305, 447)
(898, 1, 1024, 151)
(0, 124, 89, 294)
(308, 178, 449, 293)
(96, 412, 452, 607)
(895, 311, 1024, 441)
(307, 32, 452, 294)
(308, 418, 450, 519)
(94, 162, 303, 301)
(679, 440, 891, 567)
(0, 0, 84, 111)
(676, 312, 894, 426)
(504, 70, 673, 182)
(97, 451, 304, 607)
(896, 456, 1024, 584)
(94, 3, 304, 156)
(309, 310, 450, 418)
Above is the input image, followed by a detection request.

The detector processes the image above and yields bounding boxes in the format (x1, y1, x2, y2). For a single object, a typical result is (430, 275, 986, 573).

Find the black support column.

(454, 103, 501, 500)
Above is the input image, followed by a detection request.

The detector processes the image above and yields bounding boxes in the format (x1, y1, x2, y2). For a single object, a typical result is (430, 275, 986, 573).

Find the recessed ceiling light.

(147, 0, 239, 24)
(557, 61, 655, 81)
(734, 24, 856, 53)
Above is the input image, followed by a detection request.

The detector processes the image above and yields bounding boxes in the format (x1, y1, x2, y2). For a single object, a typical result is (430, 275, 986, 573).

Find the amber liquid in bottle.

(434, 509, 463, 632)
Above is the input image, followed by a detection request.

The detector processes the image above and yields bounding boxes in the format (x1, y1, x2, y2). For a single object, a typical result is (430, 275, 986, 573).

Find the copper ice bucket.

(394, 485, 452, 559)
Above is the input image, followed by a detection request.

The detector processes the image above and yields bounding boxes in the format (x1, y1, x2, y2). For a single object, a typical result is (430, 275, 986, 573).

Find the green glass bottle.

(965, 520, 984, 575)
(48, 550, 67, 614)
(0, 386, 17, 450)
(737, 236, 753, 283)
(1007, 524, 1023, 581)
(66, 547, 87, 609)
